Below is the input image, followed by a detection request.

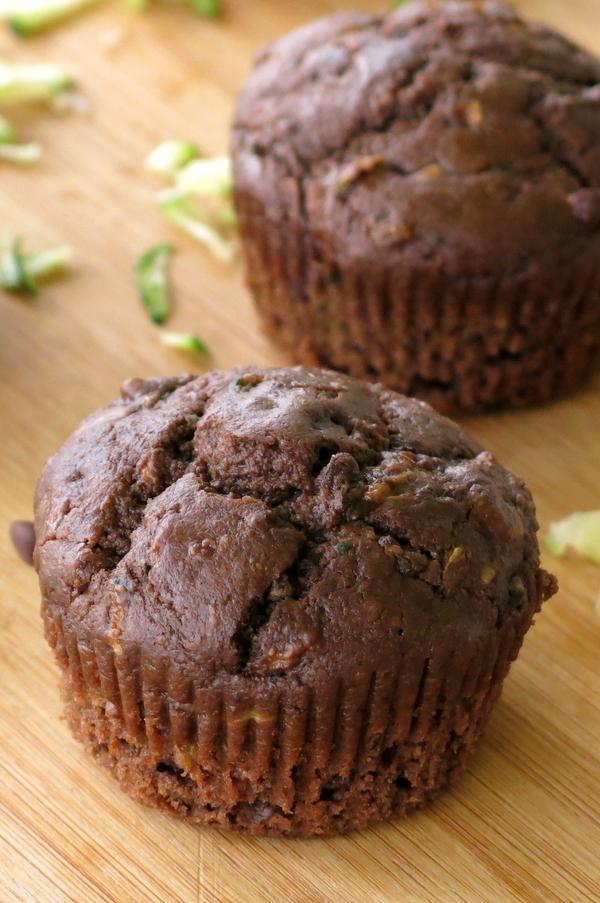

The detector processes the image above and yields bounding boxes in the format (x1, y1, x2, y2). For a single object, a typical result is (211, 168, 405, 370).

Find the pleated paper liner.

(235, 198, 600, 414)
(45, 599, 530, 837)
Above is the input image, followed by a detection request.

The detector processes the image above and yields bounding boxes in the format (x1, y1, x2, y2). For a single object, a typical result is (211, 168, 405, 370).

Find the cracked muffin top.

(34, 367, 554, 685)
(233, 0, 600, 276)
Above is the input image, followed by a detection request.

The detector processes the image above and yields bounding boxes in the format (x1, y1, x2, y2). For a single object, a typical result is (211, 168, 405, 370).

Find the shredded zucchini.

(0, 142, 42, 164)
(136, 243, 174, 325)
(160, 331, 208, 353)
(174, 154, 233, 202)
(189, 0, 220, 18)
(2, 0, 223, 35)
(0, 239, 72, 294)
(545, 511, 600, 565)
(0, 63, 74, 105)
(160, 193, 235, 262)
(146, 140, 199, 178)
(149, 148, 236, 261)
(0, 113, 14, 142)
(2, 0, 100, 36)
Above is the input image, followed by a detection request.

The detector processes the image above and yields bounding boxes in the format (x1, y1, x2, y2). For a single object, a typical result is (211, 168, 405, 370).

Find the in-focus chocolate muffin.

(34, 367, 556, 837)
(232, 1, 600, 413)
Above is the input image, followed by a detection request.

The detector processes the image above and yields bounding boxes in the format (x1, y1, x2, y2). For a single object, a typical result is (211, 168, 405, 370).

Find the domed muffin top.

(233, 0, 600, 275)
(35, 368, 553, 684)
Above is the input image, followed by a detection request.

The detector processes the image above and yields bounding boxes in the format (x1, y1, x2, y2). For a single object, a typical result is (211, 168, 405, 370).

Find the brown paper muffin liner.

(45, 603, 527, 838)
(236, 201, 600, 414)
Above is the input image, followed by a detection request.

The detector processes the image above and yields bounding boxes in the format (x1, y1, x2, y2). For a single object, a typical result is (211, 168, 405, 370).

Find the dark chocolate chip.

(10, 520, 35, 566)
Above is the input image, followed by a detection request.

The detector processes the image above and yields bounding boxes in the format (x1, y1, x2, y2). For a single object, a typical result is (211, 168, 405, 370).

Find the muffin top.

(35, 368, 554, 685)
(233, 0, 600, 276)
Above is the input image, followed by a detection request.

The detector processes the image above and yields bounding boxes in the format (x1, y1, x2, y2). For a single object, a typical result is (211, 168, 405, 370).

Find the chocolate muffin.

(232, 1, 600, 413)
(34, 367, 556, 837)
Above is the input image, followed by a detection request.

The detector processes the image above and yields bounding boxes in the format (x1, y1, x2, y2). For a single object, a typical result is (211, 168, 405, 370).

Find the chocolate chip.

(10, 520, 35, 566)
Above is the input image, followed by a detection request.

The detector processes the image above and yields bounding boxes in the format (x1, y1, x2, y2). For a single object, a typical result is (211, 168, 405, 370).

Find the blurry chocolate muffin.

(232, 1, 600, 412)
(34, 367, 556, 836)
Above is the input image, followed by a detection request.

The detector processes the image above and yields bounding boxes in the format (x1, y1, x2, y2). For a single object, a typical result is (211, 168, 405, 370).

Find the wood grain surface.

(1, 1, 599, 901)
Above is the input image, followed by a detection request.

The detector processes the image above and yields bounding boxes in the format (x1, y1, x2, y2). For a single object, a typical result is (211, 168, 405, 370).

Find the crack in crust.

(231, 3, 600, 414)
(233, 1, 600, 276)
(35, 367, 550, 685)
(35, 366, 557, 837)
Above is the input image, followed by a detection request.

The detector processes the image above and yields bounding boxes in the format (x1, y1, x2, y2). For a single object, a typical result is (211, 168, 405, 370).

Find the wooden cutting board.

(1, 1, 599, 900)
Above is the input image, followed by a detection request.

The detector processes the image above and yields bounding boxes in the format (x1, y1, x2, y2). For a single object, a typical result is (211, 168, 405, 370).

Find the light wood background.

(1, 1, 599, 901)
